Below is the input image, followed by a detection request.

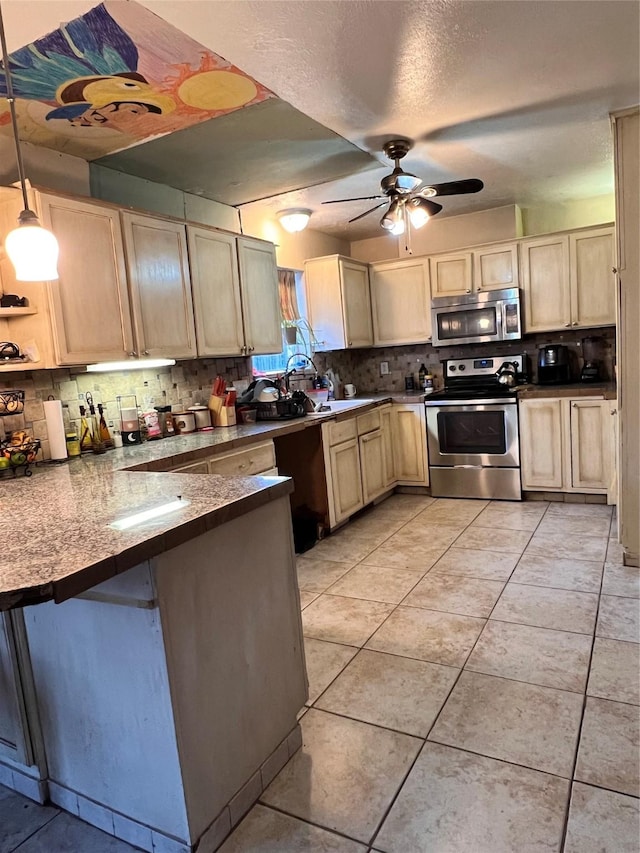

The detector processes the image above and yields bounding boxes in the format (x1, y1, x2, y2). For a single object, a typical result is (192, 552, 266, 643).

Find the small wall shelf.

(0, 307, 37, 317)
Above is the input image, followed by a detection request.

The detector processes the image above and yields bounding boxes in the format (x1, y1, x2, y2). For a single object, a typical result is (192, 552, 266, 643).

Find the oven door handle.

(453, 464, 484, 469)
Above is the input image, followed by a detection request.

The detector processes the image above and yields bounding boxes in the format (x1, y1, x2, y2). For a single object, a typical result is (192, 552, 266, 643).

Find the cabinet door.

(570, 399, 612, 491)
(329, 439, 364, 523)
(0, 613, 30, 764)
(341, 259, 373, 347)
(473, 243, 519, 292)
(304, 257, 346, 351)
(187, 226, 245, 356)
(519, 399, 565, 490)
(392, 404, 428, 485)
(570, 227, 616, 328)
(380, 406, 396, 486)
(520, 235, 571, 332)
(370, 259, 431, 346)
(122, 213, 197, 358)
(39, 194, 134, 364)
(237, 236, 282, 355)
(429, 252, 473, 297)
(360, 430, 386, 503)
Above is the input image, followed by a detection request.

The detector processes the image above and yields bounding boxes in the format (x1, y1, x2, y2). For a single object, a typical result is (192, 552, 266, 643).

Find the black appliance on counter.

(580, 336, 604, 382)
(537, 344, 571, 384)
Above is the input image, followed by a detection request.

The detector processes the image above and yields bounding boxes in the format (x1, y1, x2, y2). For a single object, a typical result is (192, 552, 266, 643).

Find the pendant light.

(0, 3, 59, 281)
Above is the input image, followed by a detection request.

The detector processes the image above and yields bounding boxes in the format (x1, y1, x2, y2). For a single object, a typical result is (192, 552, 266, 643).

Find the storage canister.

(188, 405, 213, 430)
(173, 411, 196, 434)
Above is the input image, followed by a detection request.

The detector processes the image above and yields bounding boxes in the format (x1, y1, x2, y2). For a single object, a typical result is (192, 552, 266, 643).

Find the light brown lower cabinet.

(328, 438, 365, 523)
(360, 430, 387, 504)
(519, 397, 616, 497)
(392, 404, 429, 486)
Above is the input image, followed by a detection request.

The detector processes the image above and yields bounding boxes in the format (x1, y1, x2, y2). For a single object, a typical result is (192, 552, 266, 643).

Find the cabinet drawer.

(327, 418, 357, 446)
(172, 460, 210, 474)
(207, 442, 276, 476)
(356, 409, 381, 436)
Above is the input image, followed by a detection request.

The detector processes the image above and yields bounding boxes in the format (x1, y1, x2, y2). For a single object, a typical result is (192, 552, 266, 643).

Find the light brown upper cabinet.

(521, 225, 615, 333)
(39, 194, 135, 365)
(187, 226, 245, 357)
(121, 212, 197, 359)
(304, 256, 373, 351)
(430, 243, 518, 298)
(369, 257, 431, 346)
(237, 236, 282, 355)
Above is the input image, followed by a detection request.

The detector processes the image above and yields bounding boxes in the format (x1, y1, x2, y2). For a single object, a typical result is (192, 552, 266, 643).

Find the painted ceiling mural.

(0, 1, 276, 159)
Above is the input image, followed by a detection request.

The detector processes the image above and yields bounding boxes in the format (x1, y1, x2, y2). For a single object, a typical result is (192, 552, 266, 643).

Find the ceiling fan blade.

(322, 196, 386, 204)
(348, 203, 387, 224)
(420, 179, 484, 198)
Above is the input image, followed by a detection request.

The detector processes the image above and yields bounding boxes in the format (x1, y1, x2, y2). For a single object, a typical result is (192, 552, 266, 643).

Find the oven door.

(426, 400, 519, 468)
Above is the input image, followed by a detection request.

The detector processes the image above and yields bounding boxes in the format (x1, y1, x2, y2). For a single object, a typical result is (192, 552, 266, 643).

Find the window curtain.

(278, 269, 300, 322)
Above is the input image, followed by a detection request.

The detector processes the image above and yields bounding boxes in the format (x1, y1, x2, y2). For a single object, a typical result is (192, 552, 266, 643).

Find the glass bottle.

(78, 405, 93, 452)
(97, 403, 114, 448)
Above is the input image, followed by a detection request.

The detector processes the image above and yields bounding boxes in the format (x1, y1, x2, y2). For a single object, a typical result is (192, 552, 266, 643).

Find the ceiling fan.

(322, 138, 484, 235)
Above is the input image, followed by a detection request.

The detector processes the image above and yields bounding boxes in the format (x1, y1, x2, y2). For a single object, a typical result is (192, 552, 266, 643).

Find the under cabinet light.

(87, 358, 176, 373)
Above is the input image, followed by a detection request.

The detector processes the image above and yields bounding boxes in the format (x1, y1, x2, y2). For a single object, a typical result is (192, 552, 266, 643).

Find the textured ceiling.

(5, 1, 640, 239)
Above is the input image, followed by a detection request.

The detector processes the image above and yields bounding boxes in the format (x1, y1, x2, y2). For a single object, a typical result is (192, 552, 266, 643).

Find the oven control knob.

(449, 365, 456, 372)
(458, 364, 466, 371)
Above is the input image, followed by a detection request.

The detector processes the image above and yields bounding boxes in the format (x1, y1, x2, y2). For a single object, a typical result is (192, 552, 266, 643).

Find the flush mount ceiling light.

(0, 3, 59, 281)
(86, 358, 176, 373)
(277, 208, 312, 233)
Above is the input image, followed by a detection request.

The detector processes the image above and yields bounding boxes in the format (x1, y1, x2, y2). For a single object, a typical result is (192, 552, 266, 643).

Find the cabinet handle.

(564, 323, 571, 328)
(427, 336, 432, 342)
(572, 402, 578, 408)
(612, 267, 618, 274)
(572, 321, 578, 326)
(477, 286, 482, 291)
(466, 288, 471, 293)
(129, 351, 138, 358)
(143, 350, 149, 356)
(248, 346, 255, 353)
(348, 340, 353, 346)
(610, 408, 617, 415)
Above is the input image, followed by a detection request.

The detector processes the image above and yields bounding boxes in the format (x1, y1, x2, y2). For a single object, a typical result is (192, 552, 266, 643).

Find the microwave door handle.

(498, 301, 507, 337)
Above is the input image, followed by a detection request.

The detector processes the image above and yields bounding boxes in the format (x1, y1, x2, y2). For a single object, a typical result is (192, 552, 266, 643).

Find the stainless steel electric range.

(425, 354, 526, 501)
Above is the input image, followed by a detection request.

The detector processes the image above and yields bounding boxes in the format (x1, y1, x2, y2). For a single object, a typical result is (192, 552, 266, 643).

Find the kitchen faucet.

(283, 353, 319, 393)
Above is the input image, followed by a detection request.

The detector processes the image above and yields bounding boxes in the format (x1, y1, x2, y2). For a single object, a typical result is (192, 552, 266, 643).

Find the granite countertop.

(0, 392, 428, 610)
(516, 382, 617, 400)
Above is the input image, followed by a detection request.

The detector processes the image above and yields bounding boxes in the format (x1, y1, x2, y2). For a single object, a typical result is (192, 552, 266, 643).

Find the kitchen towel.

(44, 399, 67, 461)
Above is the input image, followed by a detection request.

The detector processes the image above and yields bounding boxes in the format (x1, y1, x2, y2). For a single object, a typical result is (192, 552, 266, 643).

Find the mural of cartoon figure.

(0, 3, 175, 130)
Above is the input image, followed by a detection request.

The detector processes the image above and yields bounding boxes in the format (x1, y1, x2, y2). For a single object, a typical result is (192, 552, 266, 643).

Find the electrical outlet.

(380, 361, 390, 376)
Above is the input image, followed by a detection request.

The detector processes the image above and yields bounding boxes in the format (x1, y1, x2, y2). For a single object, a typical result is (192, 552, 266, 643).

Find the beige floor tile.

(302, 594, 394, 646)
(472, 502, 547, 532)
(403, 573, 505, 617)
(466, 620, 592, 692)
(261, 708, 421, 844)
(327, 563, 423, 604)
(430, 547, 519, 581)
(525, 531, 608, 563)
(366, 605, 485, 667)
(299, 590, 320, 609)
(536, 514, 612, 538)
(429, 671, 583, 777)
(405, 522, 468, 550)
(346, 512, 407, 539)
(415, 498, 488, 525)
(218, 804, 367, 853)
(602, 563, 640, 598)
(588, 638, 640, 705)
(564, 783, 640, 853)
(374, 742, 569, 853)
(309, 533, 378, 564)
(606, 539, 626, 565)
(373, 495, 435, 519)
(575, 697, 640, 797)
(546, 502, 613, 519)
(511, 554, 603, 592)
(597, 595, 640, 643)
(297, 557, 354, 593)
(453, 526, 533, 555)
(361, 539, 446, 572)
(303, 637, 358, 704)
(316, 649, 459, 737)
(492, 583, 598, 634)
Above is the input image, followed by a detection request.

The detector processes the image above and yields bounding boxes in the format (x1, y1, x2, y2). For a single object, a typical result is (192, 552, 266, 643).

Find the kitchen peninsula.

(0, 440, 308, 853)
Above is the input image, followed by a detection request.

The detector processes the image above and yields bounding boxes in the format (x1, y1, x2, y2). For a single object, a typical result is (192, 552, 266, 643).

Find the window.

(252, 269, 314, 376)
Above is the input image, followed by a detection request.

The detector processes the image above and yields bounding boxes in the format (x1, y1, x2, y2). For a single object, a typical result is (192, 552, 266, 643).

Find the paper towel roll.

(44, 399, 68, 461)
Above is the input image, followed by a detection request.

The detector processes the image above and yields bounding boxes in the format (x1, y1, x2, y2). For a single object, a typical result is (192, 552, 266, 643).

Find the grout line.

(254, 800, 369, 846)
(11, 811, 61, 852)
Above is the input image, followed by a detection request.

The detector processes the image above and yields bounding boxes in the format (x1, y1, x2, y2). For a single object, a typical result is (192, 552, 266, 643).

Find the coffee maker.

(537, 344, 571, 384)
(580, 336, 604, 383)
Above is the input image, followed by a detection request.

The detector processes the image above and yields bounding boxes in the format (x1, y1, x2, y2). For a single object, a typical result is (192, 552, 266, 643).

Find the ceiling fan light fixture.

(381, 198, 405, 234)
(407, 197, 442, 229)
(277, 208, 312, 233)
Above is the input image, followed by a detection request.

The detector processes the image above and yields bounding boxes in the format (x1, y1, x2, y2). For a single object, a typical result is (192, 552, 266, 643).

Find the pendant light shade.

(380, 198, 405, 235)
(407, 197, 443, 229)
(0, 3, 59, 281)
(5, 210, 59, 281)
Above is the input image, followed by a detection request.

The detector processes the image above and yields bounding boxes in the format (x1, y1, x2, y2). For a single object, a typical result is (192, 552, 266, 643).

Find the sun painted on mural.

(0, 1, 275, 158)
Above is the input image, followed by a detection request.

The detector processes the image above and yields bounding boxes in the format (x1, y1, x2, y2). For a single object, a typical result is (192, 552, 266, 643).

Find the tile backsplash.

(313, 326, 616, 394)
(0, 356, 251, 459)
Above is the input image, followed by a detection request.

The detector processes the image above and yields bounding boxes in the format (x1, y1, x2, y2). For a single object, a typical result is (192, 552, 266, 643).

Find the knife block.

(209, 396, 236, 427)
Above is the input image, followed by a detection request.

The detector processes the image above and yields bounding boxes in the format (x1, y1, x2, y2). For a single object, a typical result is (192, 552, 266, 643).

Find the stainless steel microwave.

(431, 287, 522, 347)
